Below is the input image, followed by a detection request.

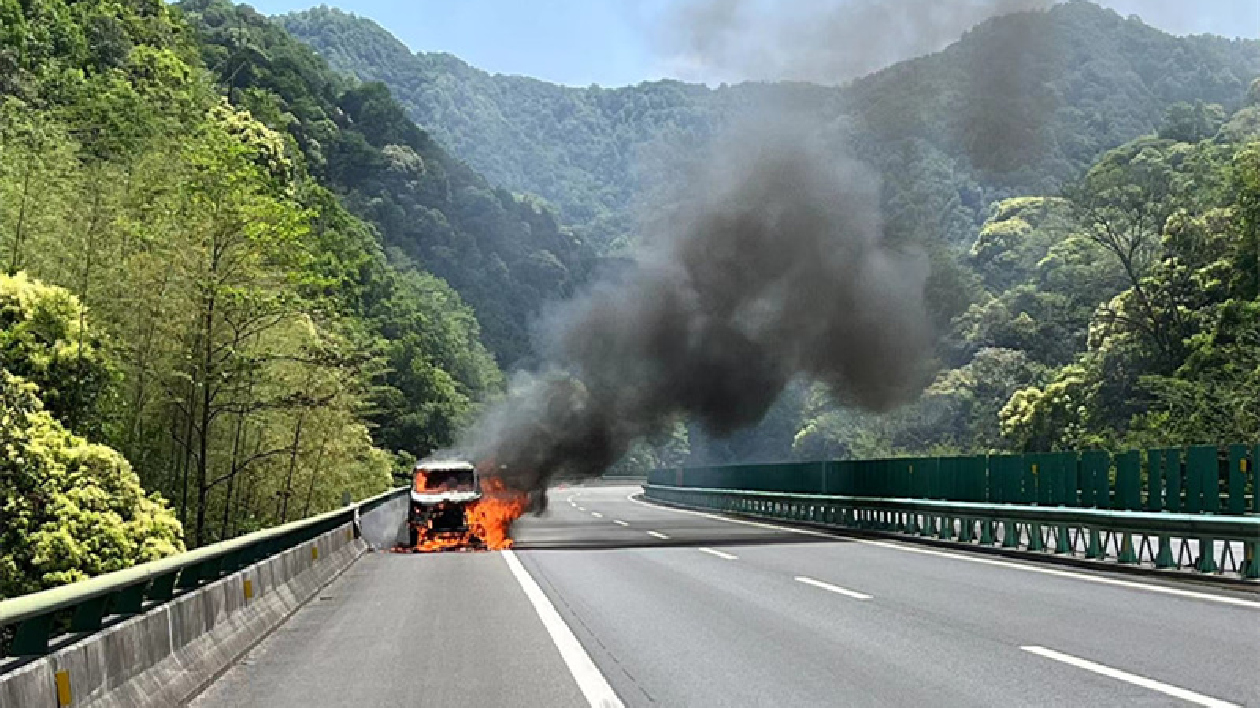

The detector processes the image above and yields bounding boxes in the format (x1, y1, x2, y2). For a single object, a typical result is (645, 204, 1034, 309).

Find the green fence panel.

(1254, 444, 1260, 514)
(652, 443, 1256, 513)
(1116, 451, 1141, 511)
(993, 455, 1021, 504)
(1199, 447, 1221, 514)
(1227, 444, 1248, 515)
(1017, 454, 1036, 505)
(1079, 451, 1098, 507)
(1186, 446, 1213, 513)
(941, 456, 960, 501)
(915, 457, 935, 500)
(1026, 453, 1051, 506)
(988, 456, 1004, 503)
(1049, 452, 1073, 506)
(1164, 449, 1183, 512)
(1145, 448, 1166, 512)
(963, 455, 988, 502)
(1084, 450, 1111, 509)
(1064, 452, 1080, 507)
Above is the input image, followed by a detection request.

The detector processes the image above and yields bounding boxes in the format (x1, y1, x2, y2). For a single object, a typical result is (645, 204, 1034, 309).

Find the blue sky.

(247, 1, 1260, 87)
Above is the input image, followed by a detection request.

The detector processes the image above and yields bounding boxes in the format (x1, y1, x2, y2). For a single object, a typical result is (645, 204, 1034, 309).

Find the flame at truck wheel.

(468, 477, 528, 551)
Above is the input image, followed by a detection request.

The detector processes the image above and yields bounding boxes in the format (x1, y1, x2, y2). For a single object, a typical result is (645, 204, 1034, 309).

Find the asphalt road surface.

(192, 485, 1259, 708)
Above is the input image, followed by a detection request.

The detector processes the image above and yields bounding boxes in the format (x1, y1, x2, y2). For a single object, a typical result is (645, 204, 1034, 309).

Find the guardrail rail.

(646, 444, 1260, 580)
(0, 487, 406, 662)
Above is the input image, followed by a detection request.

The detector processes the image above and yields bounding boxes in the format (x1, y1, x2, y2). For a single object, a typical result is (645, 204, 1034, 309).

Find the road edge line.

(629, 493, 1260, 609)
(502, 550, 625, 708)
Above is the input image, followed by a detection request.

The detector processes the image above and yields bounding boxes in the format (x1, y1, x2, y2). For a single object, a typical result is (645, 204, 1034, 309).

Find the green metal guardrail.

(644, 484, 1260, 578)
(647, 444, 1259, 514)
(0, 487, 407, 660)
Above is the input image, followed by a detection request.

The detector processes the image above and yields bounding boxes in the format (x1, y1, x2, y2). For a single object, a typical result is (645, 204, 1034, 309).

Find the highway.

(192, 485, 1259, 707)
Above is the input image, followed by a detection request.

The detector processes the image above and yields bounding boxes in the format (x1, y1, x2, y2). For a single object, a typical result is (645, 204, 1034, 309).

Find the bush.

(0, 370, 183, 599)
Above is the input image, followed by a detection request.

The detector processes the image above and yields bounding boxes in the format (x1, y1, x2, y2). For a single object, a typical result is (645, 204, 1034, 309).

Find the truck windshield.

(414, 469, 475, 492)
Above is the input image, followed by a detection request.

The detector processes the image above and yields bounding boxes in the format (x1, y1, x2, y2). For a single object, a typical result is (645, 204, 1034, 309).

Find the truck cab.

(407, 460, 483, 549)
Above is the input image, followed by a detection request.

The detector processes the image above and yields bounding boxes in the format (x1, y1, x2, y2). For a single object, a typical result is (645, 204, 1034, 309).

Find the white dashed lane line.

(591, 512, 603, 518)
(612, 520, 629, 526)
(646, 531, 670, 540)
(698, 547, 738, 560)
(794, 576, 872, 600)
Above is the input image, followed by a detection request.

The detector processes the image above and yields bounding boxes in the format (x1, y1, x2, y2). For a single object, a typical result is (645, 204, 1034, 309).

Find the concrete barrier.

(358, 493, 408, 550)
(0, 499, 406, 708)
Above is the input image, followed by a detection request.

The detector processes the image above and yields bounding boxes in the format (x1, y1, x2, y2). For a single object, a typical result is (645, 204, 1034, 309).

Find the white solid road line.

(1021, 646, 1238, 707)
(647, 531, 670, 540)
(795, 576, 872, 600)
(628, 493, 1260, 610)
(698, 547, 738, 560)
(591, 512, 603, 518)
(612, 520, 629, 526)
(502, 550, 625, 708)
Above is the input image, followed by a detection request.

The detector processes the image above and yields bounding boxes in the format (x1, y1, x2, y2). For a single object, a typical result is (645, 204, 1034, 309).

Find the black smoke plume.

(658, 0, 1054, 85)
(465, 125, 930, 492)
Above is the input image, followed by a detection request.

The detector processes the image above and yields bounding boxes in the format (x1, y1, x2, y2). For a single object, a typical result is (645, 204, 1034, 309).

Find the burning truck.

(403, 460, 527, 552)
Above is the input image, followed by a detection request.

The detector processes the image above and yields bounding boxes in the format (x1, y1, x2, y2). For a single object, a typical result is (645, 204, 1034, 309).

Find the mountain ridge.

(280, 2, 1260, 255)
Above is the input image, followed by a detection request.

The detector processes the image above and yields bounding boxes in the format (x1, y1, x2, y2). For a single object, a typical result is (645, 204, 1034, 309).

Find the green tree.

(0, 272, 114, 436)
(0, 370, 183, 599)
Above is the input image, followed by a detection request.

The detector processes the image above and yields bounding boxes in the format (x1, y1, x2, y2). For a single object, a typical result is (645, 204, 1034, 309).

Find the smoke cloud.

(658, 0, 1054, 85)
(464, 123, 931, 492)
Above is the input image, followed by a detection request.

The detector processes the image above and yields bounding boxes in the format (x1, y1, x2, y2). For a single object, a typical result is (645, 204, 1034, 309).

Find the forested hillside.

(185, 0, 596, 367)
(0, 0, 543, 596)
(282, 2, 1260, 255)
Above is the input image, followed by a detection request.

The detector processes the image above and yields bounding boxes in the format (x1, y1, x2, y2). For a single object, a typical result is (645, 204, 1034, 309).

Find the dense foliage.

(797, 93, 1260, 458)
(186, 0, 596, 366)
(0, 0, 522, 594)
(0, 367, 184, 598)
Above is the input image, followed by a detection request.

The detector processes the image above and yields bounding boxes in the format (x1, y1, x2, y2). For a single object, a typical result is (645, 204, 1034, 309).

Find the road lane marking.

(577, 506, 586, 511)
(591, 512, 603, 518)
(795, 576, 871, 600)
(612, 520, 629, 526)
(1021, 646, 1238, 707)
(630, 494, 1260, 610)
(502, 551, 625, 708)
(698, 547, 738, 560)
(647, 531, 670, 540)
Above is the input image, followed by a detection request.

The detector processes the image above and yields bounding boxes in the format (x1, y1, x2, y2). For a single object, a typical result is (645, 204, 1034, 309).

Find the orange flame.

(467, 477, 528, 550)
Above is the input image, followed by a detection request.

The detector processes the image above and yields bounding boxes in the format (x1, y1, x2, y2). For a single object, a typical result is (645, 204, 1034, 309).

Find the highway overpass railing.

(646, 445, 1260, 579)
(0, 487, 407, 661)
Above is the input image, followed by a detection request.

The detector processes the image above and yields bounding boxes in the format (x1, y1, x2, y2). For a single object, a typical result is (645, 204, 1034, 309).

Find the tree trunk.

(302, 439, 329, 518)
(194, 289, 216, 547)
(279, 413, 306, 523)
(8, 165, 31, 275)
